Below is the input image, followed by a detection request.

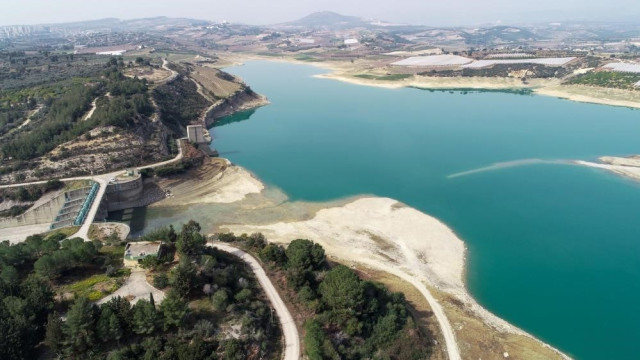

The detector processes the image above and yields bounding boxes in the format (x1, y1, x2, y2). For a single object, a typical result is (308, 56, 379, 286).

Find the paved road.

(0, 223, 51, 244)
(210, 242, 300, 360)
(97, 269, 166, 305)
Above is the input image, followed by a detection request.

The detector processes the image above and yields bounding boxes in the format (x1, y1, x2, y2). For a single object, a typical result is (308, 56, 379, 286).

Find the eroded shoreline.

(221, 53, 640, 110)
(146, 160, 569, 359)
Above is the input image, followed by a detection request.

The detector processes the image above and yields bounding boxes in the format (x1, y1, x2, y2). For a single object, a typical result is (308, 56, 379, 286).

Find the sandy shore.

(149, 158, 264, 207)
(576, 156, 640, 181)
(317, 72, 555, 90)
(536, 85, 640, 109)
(321, 72, 640, 109)
(222, 196, 542, 335)
(222, 53, 640, 110)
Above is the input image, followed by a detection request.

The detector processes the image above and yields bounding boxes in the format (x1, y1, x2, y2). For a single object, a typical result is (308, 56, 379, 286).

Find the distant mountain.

(280, 11, 368, 29)
(291, 11, 363, 26)
(0, 16, 212, 39)
(462, 26, 539, 45)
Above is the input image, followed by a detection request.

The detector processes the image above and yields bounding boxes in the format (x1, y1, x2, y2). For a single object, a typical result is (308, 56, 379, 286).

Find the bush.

(259, 243, 287, 266)
(153, 273, 169, 289)
(234, 288, 252, 303)
(217, 233, 237, 243)
(211, 289, 229, 310)
(140, 256, 160, 269)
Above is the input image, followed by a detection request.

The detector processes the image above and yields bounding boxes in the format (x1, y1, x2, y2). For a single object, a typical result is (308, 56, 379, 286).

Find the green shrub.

(153, 273, 169, 289)
(140, 256, 160, 269)
(211, 289, 229, 310)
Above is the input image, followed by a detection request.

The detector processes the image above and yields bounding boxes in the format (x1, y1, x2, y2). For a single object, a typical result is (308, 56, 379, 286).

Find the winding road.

(210, 241, 300, 360)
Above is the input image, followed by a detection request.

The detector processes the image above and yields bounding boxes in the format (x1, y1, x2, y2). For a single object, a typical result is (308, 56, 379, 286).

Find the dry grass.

(124, 66, 172, 83)
(43, 226, 80, 239)
(354, 265, 565, 360)
(430, 287, 566, 360)
(191, 66, 242, 98)
(354, 266, 448, 360)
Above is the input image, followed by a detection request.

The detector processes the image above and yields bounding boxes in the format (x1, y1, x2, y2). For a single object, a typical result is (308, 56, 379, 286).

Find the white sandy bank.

(152, 159, 265, 207)
(222, 196, 533, 335)
(576, 157, 640, 182)
(227, 197, 465, 290)
(204, 164, 264, 203)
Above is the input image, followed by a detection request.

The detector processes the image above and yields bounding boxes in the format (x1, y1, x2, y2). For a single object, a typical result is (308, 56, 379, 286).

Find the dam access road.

(0, 138, 184, 241)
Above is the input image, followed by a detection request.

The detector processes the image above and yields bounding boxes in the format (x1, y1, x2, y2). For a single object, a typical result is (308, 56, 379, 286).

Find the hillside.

(0, 51, 262, 184)
(280, 11, 368, 29)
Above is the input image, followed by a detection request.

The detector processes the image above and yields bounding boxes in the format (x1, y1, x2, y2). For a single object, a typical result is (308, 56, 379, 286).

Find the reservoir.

(164, 61, 640, 359)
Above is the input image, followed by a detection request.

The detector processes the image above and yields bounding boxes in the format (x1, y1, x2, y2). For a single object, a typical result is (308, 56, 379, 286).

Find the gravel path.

(210, 241, 300, 360)
(97, 269, 165, 305)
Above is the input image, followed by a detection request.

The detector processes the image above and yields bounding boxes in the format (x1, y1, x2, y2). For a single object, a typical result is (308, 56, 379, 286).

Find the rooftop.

(603, 62, 640, 74)
(392, 54, 473, 67)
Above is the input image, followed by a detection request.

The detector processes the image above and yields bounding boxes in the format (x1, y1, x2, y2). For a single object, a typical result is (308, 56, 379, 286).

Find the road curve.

(160, 58, 179, 84)
(209, 241, 300, 360)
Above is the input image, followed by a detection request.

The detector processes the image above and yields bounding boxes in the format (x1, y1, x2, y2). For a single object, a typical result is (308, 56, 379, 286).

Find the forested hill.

(0, 50, 251, 184)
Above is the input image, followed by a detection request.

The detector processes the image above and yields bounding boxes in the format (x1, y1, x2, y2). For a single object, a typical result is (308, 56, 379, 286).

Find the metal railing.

(73, 182, 99, 226)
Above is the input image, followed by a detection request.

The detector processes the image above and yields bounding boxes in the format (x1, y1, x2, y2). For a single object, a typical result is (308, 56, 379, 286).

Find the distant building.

(124, 241, 162, 266)
(344, 38, 359, 45)
(187, 125, 207, 144)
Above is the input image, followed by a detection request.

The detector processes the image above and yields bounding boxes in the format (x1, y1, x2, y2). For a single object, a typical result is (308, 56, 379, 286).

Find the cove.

(202, 61, 640, 359)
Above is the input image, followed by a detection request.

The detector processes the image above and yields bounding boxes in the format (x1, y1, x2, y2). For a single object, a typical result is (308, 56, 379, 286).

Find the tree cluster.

(33, 237, 101, 278)
(152, 75, 210, 133)
(1, 66, 153, 161)
(80, 222, 282, 359)
(224, 234, 433, 360)
(45, 291, 190, 359)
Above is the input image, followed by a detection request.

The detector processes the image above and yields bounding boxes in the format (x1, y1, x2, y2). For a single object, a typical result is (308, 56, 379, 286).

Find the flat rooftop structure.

(635, 80, 640, 88)
(187, 125, 207, 144)
(125, 241, 161, 260)
(462, 57, 576, 69)
(603, 63, 640, 74)
(392, 54, 473, 67)
(486, 53, 533, 59)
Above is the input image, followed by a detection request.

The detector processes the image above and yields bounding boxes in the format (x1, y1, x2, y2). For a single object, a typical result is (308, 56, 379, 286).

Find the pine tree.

(45, 312, 64, 355)
(171, 259, 196, 297)
(133, 299, 159, 335)
(64, 297, 96, 357)
(176, 220, 205, 258)
(159, 290, 188, 331)
(108, 311, 123, 345)
(96, 307, 113, 343)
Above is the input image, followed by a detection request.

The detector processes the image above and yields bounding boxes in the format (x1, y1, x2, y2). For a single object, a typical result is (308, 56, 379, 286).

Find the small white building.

(344, 38, 359, 46)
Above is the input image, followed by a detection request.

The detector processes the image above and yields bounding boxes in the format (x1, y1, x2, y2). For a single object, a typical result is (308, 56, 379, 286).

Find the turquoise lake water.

(209, 61, 640, 359)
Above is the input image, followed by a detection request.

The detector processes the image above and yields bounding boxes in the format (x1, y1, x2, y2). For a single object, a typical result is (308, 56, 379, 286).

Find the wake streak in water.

(447, 158, 571, 178)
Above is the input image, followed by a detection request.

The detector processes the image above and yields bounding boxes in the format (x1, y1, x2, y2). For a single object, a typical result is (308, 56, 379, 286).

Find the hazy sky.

(2, 0, 639, 26)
